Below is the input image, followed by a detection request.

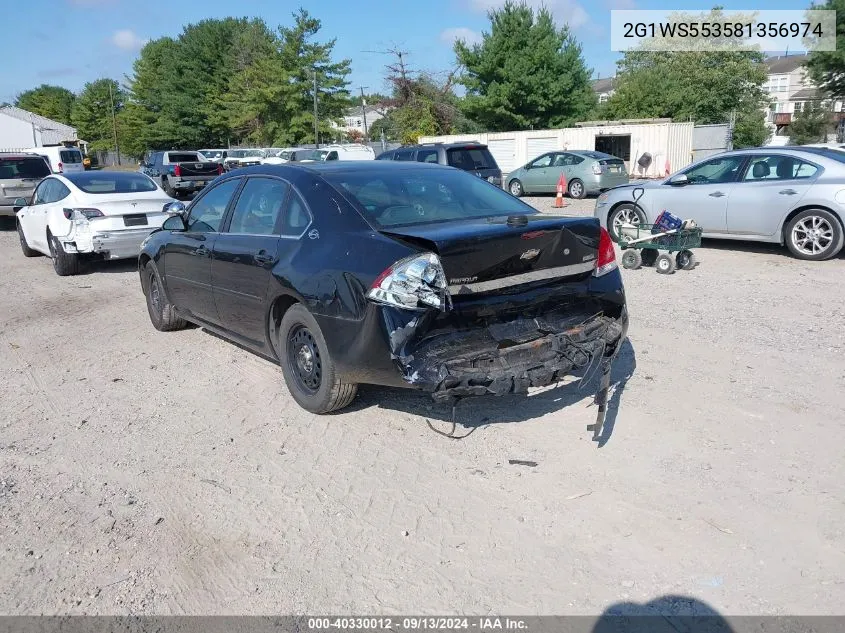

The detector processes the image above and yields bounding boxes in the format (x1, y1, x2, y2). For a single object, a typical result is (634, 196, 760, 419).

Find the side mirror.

(669, 174, 688, 186)
(13, 197, 29, 209)
(162, 214, 187, 231)
(164, 200, 187, 215)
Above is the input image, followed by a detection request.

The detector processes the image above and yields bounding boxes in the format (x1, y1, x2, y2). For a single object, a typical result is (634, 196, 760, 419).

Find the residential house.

(592, 76, 617, 105)
(763, 54, 843, 138)
(0, 105, 82, 150)
(333, 105, 387, 138)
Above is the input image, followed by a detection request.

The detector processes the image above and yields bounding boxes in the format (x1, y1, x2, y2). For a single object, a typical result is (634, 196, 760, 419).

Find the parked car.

(198, 148, 230, 162)
(377, 142, 502, 186)
(140, 150, 223, 198)
(15, 171, 177, 276)
(259, 148, 285, 164)
(0, 152, 51, 216)
(507, 150, 629, 199)
(22, 146, 84, 174)
(595, 147, 845, 261)
(223, 149, 266, 171)
(262, 147, 307, 165)
(138, 162, 628, 416)
(302, 144, 375, 162)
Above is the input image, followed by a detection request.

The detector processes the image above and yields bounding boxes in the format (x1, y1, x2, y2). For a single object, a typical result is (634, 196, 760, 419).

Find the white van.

(23, 146, 85, 174)
(301, 144, 375, 162)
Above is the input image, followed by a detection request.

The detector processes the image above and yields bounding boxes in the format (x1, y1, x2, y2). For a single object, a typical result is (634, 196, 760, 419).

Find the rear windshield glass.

(446, 146, 497, 170)
(169, 152, 201, 162)
(324, 167, 535, 229)
(67, 172, 158, 194)
(200, 150, 223, 160)
(0, 157, 51, 179)
(795, 147, 845, 163)
(309, 150, 329, 161)
(60, 150, 83, 163)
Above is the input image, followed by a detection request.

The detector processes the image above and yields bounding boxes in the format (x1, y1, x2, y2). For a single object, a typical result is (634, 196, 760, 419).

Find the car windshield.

(60, 150, 83, 163)
(0, 157, 50, 179)
(309, 150, 329, 161)
(200, 150, 223, 160)
(323, 167, 536, 229)
(228, 150, 247, 158)
(67, 172, 158, 194)
(244, 149, 264, 157)
(169, 152, 201, 162)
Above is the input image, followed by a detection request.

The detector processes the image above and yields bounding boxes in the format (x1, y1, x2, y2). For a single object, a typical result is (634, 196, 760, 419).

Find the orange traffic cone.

(555, 173, 568, 208)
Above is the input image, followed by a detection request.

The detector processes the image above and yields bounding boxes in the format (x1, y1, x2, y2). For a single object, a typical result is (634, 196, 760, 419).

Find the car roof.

(0, 152, 48, 159)
(394, 142, 488, 150)
(228, 161, 452, 177)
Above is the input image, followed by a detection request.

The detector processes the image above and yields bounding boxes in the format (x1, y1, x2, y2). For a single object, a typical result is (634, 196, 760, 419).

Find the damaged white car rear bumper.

(58, 226, 155, 260)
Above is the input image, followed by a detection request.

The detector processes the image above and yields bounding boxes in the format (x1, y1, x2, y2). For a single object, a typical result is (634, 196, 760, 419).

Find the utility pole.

(359, 86, 369, 142)
(313, 70, 319, 148)
(108, 81, 120, 165)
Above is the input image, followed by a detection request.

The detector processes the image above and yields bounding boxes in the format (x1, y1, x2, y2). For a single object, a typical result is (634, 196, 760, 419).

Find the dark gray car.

(0, 153, 51, 216)
(377, 142, 503, 187)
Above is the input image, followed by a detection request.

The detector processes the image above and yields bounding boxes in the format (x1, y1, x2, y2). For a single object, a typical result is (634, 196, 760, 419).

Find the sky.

(2, 0, 811, 105)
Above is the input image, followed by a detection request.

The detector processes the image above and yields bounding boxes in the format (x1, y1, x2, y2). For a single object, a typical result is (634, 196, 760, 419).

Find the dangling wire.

(425, 399, 479, 440)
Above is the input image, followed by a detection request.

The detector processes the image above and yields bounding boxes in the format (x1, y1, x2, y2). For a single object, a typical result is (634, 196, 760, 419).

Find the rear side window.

(168, 152, 201, 163)
(447, 147, 497, 170)
(0, 157, 50, 179)
(395, 150, 414, 161)
(416, 149, 439, 163)
(60, 150, 82, 164)
(376, 152, 394, 161)
(228, 177, 288, 235)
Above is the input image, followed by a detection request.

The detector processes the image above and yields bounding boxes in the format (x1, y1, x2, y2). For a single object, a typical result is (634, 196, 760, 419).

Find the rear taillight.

(594, 227, 617, 277)
(217, 165, 224, 175)
(592, 162, 603, 175)
(63, 208, 104, 221)
(57, 162, 63, 173)
(368, 253, 450, 311)
(173, 164, 182, 176)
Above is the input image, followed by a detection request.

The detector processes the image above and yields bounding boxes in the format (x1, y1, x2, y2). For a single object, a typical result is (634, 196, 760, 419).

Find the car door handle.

(254, 251, 275, 265)
(192, 246, 211, 257)
(779, 189, 798, 195)
(708, 191, 726, 198)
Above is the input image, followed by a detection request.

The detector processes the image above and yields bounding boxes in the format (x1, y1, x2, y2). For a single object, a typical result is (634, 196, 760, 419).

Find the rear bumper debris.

(399, 309, 628, 402)
(60, 227, 155, 260)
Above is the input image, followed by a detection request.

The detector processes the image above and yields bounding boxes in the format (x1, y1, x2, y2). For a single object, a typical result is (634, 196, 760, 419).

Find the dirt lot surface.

(1, 196, 844, 616)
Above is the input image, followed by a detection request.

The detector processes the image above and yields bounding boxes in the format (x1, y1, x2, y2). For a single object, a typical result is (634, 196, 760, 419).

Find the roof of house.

(0, 106, 78, 145)
(344, 105, 387, 118)
(592, 77, 617, 94)
(765, 54, 809, 74)
(790, 87, 821, 100)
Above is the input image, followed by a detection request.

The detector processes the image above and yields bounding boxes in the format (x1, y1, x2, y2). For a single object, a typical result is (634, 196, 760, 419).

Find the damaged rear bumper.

(400, 309, 628, 403)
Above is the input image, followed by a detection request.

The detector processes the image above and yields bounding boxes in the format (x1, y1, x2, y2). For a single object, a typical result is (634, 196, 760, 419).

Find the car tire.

(621, 249, 642, 270)
(607, 203, 646, 242)
(47, 231, 80, 276)
(17, 221, 40, 258)
(655, 253, 676, 274)
(568, 178, 586, 199)
(163, 179, 177, 198)
(509, 179, 524, 197)
(144, 263, 187, 331)
(279, 304, 358, 414)
(784, 209, 844, 261)
(676, 249, 697, 270)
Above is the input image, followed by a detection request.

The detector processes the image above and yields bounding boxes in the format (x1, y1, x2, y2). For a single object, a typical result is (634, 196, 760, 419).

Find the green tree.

(805, 0, 845, 98)
(277, 9, 351, 145)
(455, 1, 595, 131)
(788, 103, 832, 144)
(71, 79, 124, 153)
(350, 92, 389, 107)
(603, 9, 768, 148)
(14, 85, 76, 125)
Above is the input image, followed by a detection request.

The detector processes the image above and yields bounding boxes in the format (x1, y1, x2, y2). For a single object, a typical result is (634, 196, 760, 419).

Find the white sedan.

(15, 171, 177, 276)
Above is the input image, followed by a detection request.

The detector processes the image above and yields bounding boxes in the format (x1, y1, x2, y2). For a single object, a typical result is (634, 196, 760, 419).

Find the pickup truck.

(140, 151, 222, 198)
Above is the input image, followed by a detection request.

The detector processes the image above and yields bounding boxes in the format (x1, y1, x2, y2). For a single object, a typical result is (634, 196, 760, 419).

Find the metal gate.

(487, 138, 517, 173)
(692, 124, 731, 162)
(525, 137, 559, 162)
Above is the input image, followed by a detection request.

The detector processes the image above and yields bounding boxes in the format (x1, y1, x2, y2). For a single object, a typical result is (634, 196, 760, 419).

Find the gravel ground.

(1, 198, 844, 616)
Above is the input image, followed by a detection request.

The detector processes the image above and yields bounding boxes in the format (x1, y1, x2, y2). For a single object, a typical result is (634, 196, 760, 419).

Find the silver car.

(594, 147, 845, 261)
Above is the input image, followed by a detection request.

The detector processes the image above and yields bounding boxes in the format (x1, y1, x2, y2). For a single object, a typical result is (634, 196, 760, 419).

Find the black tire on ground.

(784, 208, 844, 261)
(144, 262, 187, 331)
(621, 249, 642, 270)
(279, 304, 358, 414)
(607, 203, 646, 242)
(641, 249, 658, 267)
(676, 249, 697, 270)
(163, 180, 178, 198)
(47, 231, 80, 276)
(508, 179, 524, 197)
(568, 178, 586, 199)
(17, 221, 40, 257)
(655, 253, 676, 275)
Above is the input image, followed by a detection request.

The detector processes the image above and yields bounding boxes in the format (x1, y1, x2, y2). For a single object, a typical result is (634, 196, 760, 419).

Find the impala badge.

(520, 249, 540, 261)
(308, 229, 320, 240)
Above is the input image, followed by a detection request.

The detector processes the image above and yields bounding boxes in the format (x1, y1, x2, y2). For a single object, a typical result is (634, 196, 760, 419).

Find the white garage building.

(0, 106, 81, 151)
(420, 119, 731, 179)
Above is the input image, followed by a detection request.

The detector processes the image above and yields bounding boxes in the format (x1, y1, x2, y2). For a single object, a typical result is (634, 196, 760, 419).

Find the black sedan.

(138, 162, 629, 429)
